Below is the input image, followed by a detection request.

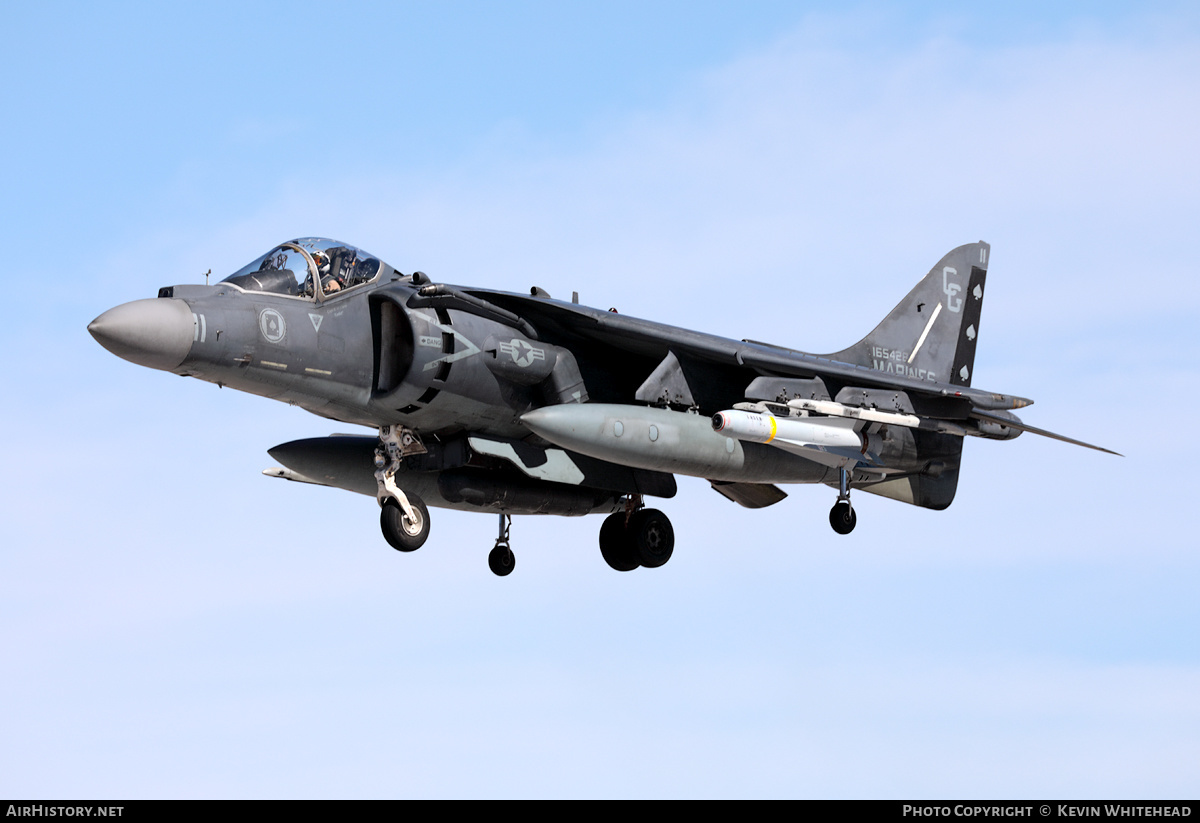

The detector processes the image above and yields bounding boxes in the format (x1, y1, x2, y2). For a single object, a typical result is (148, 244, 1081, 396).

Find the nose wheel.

(381, 494, 430, 551)
(829, 467, 856, 535)
(375, 424, 432, 552)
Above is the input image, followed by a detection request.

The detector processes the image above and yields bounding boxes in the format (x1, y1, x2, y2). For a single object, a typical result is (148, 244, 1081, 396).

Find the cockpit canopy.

(221, 238, 387, 300)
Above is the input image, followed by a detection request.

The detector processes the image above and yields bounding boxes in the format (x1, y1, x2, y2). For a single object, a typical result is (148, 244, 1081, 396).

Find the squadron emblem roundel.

(259, 309, 286, 343)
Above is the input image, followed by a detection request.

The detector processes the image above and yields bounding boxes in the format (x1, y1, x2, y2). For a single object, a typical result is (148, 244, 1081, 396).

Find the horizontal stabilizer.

(969, 410, 1122, 456)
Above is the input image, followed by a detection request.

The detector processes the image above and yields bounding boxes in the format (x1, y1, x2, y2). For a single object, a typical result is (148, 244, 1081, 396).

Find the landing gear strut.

(375, 424, 431, 551)
(599, 497, 675, 572)
(488, 514, 515, 577)
(829, 467, 857, 535)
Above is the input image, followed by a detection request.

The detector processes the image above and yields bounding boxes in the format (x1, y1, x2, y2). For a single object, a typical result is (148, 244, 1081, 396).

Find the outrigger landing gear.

(375, 424, 431, 552)
(598, 496, 675, 572)
(829, 467, 857, 535)
(488, 514, 515, 577)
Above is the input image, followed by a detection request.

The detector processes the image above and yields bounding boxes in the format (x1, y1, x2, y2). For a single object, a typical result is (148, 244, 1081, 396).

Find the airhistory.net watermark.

(6, 807, 123, 817)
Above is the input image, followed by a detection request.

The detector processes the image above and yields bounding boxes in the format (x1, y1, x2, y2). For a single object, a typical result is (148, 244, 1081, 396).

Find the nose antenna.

(204, 268, 210, 285)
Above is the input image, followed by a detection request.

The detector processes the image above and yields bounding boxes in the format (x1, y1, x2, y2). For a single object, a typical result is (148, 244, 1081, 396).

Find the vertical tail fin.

(830, 241, 990, 387)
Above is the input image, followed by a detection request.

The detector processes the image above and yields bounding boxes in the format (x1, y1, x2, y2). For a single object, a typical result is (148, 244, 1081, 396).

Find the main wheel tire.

(629, 508, 674, 568)
(829, 501, 856, 535)
(599, 512, 639, 572)
(380, 494, 430, 552)
(488, 545, 515, 577)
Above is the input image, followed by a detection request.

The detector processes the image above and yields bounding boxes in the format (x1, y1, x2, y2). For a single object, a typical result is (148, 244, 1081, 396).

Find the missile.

(786, 397, 970, 437)
(712, 409, 870, 469)
(520, 403, 831, 484)
(786, 396, 1033, 443)
(712, 409, 862, 449)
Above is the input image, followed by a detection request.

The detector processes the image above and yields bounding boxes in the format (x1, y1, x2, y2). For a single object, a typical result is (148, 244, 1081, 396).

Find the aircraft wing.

(456, 286, 1024, 412)
(445, 284, 1114, 457)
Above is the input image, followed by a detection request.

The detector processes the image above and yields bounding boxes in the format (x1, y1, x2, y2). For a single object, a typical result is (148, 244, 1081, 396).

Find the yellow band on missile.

(766, 415, 776, 443)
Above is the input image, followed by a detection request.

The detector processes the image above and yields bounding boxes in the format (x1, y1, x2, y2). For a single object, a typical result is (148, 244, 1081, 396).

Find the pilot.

(312, 249, 346, 294)
(296, 250, 336, 297)
(312, 250, 330, 279)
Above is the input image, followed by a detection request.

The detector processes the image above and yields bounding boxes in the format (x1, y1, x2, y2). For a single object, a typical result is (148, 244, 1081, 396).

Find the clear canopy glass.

(221, 238, 384, 299)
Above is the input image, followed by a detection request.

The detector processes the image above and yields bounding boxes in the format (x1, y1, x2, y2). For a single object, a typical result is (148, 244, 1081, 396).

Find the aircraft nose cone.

(88, 298, 194, 371)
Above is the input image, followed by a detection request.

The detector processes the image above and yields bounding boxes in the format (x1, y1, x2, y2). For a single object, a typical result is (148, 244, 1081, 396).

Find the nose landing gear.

(375, 424, 431, 551)
(381, 495, 430, 551)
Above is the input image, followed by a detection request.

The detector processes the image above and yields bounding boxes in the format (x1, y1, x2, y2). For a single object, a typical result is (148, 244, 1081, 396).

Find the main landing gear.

(376, 424, 431, 552)
(598, 497, 675, 572)
(829, 467, 857, 535)
(488, 503, 676, 577)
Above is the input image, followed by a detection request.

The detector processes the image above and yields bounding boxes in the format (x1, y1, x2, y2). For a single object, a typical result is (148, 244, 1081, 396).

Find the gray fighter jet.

(89, 238, 1117, 576)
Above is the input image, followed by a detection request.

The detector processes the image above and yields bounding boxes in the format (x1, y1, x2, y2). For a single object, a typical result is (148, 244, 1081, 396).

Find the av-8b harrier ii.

(89, 238, 1117, 576)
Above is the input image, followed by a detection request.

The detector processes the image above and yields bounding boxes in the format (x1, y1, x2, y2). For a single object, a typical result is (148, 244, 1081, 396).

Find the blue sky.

(3, 1, 1198, 798)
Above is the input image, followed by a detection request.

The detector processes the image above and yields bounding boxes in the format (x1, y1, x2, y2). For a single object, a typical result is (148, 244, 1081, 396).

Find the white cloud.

(187, 14, 1195, 355)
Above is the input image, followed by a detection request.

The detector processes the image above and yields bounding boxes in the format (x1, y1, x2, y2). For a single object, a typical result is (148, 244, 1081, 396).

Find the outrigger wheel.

(829, 501, 856, 535)
(488, 546, 515, 576)
(829, 467, 856, 535)
(488, 514, 515, 577)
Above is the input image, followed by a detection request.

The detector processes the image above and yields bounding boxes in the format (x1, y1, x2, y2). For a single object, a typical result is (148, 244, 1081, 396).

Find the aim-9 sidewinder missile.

(711, 409, 870, 468)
